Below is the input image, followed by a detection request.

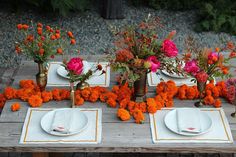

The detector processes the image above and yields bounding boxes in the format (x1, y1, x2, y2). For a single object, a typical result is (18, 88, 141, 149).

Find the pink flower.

(195, 71, 208, 83)
(184, 59, 200, 75)
(67, 57, 84, 75)
(146, 56, 160, 72)
(161, 39, 178, 57)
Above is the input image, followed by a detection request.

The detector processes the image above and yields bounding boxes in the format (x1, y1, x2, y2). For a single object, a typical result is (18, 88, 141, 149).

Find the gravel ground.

(0, 2, 236, 69)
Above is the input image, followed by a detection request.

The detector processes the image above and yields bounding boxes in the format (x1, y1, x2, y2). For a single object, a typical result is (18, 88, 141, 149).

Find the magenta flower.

(161, 39, 178, 57)
(67, 57, 84, 75)
(146, 56, 161, 72)
(184, 59, 200, 75)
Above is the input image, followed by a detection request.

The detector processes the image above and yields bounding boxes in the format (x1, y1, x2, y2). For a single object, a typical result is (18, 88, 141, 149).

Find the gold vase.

(194, 81, 206, 107)
(70, 82, 75, 108)
(35, 61, 47, 92)
(231, 99, 236, 117)
(133, 68, 147, 102)
(76, 81, 90, 90)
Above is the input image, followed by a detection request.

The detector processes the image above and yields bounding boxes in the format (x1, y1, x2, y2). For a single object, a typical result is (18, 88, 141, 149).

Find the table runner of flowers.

(0, 79, 234, 124)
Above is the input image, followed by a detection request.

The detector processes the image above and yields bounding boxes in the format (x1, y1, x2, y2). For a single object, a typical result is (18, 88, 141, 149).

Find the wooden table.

(1, 57, 236, 156)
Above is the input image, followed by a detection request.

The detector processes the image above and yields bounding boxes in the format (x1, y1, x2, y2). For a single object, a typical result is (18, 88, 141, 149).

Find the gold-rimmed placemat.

(20, 108, 102, 144)
(47, 62, 110, 87)
(150, 108, 233, 143)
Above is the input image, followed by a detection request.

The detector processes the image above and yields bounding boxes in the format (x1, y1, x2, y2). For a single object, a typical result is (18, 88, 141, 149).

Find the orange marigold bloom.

(41, 91, 53, 103)
(89, 91, 99, 102)
(214, 99, 221, 108)
(81, 88, 91, 100)
(106, 98, 116, 108)
(52, 88, 62, 101)
(37, 23, 43, 28)
(22, 24, 29, 30)
(11, 103, 21, 112)
(139, 102, 147, 113)
(119, 98, 129, 108)
(117, 108, 131, 121)
(165, 100, 173, 107)
(4, 87, 17, 100)
(177, 85, 187, 100)
(75, 95, 84, 106)
(147, 98, 157, 113)
(186, 87, 196, 100)
(0, 94, 6, 109)
(127, 101, 135, 112)
(133, 108, 145, 124)
(28, 95, 43, 107)
(17, 88, 33, 101)
(204, 95, 215, 105)
(112, 85, 119, 94)
(17, 24, 23, 30)
(212, 87, 220, 98)
(60, 89, 70, 100)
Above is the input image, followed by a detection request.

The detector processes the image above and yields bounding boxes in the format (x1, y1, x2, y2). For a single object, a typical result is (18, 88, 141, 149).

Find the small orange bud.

(50, 35, 56, 40)
(67, 31, 74, 38)
(37, 23, 43, 28)
(57, 48, 63, 54)
(55, 33, 60, 39)
(39, 48, 44, 56)
(17, 24, 23, 30)
(70, 39, 76, 45)
(22, 24, 29, 30)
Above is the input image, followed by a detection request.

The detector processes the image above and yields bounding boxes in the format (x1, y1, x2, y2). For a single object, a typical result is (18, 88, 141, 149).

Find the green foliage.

(130, 0, 236, 34)
(195, 0, 236, 34)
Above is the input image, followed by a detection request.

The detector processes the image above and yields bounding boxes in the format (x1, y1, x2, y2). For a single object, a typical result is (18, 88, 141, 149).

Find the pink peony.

(161, 39, 178, 57)
(67, 57, 84, 75)
(146, 56, 161, 72)
(184, 59, 200, 75)
(195, 71, 208, 83)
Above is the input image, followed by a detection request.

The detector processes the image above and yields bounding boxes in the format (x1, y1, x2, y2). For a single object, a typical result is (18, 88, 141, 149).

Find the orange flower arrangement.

(28, 95, 43, 107)
(11, 103, 21, 112)
(117, 108, 131, 121)
(106, 98, 117, 108)
(19, 80, 36, 89)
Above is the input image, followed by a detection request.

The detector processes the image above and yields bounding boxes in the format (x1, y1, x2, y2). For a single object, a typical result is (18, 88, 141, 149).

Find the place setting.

(150, 108, 233, 143)
(47, 61, 110, 87)
(20, 108, 102, 144)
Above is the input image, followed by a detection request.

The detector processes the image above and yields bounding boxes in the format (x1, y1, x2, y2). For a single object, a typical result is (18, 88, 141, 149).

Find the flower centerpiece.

(182, 37, 236, 107)
(15, 22, 77, 91)
(225, 78, 236, 117)
(63, 57, 105, 107)
(110, 16, 180, 102)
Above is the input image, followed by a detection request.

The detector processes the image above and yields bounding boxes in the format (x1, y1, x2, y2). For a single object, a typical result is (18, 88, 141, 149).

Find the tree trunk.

(101, 0, 124, 19)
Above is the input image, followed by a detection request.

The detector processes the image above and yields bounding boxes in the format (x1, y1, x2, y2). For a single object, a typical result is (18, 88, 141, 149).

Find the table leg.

(32, 153, 49, 157)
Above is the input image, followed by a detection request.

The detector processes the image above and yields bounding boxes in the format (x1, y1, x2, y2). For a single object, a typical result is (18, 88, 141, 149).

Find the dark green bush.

(195, 0, 236, 34)
(9, 0, 92, 16)
(130, 0, 236, 34)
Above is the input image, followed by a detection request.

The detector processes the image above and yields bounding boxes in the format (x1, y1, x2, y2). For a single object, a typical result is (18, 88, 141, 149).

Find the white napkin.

(176, 108, 202, 133)
(51, 109, 75, 134)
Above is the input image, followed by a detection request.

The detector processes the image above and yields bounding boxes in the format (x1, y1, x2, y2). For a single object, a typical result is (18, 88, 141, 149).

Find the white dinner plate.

(164, 109, 212, 136)
(57, 61, 90, 79)
(161, 70, 189, 79)
(41, 108, 89, 136)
